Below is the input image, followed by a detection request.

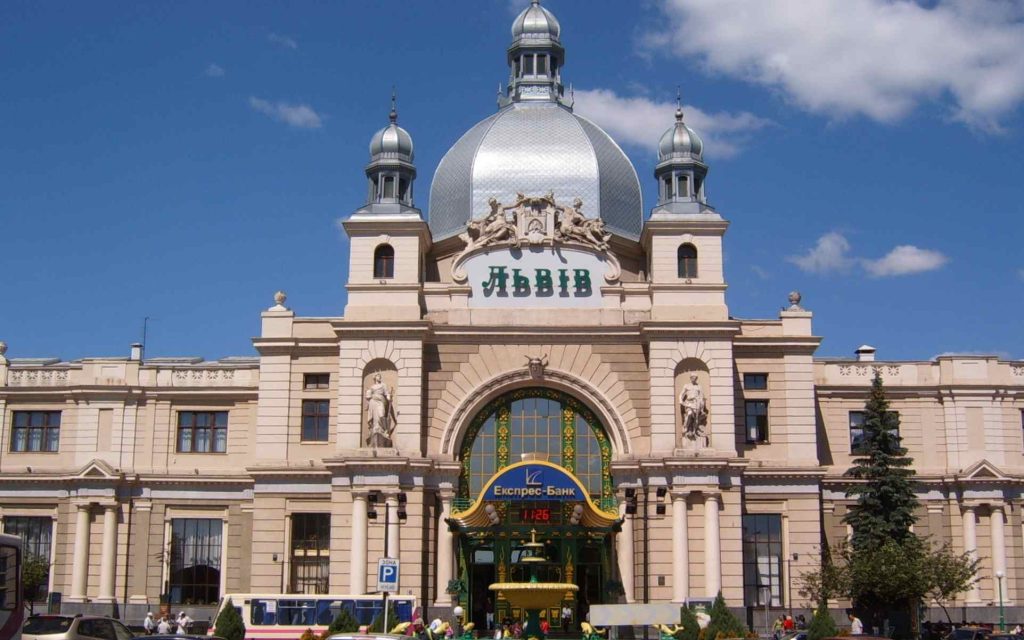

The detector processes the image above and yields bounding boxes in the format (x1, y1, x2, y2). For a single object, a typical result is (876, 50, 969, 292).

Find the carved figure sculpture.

(525, 354, 548, 379)
(679, 374, 708, 439)
(556, 198, 610, 251)
(461, 197, 520, 251)
(365, 373, 396, 448)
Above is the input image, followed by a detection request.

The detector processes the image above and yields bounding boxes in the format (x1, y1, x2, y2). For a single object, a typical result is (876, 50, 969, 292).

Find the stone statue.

(556, 198, 610, 251)
(365, 373, 396, 448)
(460, 197, 520, 251)
(679, 374, 708, 439)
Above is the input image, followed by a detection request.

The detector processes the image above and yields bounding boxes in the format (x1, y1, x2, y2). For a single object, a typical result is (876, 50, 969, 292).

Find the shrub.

(702, 593, 748, 640)
(300, 629, 318, 640)
(807, 604, 838, 640)
(321, 607, 361, 640)
(214, 598, 246, 640)
(676, 606, 700, 640)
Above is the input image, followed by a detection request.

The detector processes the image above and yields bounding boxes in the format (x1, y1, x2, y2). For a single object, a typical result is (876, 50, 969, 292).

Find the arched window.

(458, 388, 613, 503)
(373, 244, 394, 279)
(678, 243, 698, 278)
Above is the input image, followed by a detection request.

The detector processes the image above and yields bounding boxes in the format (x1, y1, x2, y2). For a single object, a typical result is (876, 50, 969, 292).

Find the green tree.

(676, 605, 701, 640)
(214, 598, 247, 640)
(843, 372, 918, 551)
(702, 592, 748, 640)
(806, 603, 838, 640)
(369, 602, 399, 633)
(924, 543, 981, 624)
(321, 606, 361, 639)
(21, 554, 50, 614)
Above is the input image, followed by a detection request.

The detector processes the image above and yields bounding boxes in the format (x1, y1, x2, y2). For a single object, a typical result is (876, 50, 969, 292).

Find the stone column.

(672, 491, 690, 603)
(386, 495, 400, 559)
(704, 492, 722, 597)
(350, 493, 368, 594)
(98, 505, 118, 601)
(70, 503, 92, 601)
(963, 505, 981, 603)
(992, 504, 1007, 599)
(617, 501, 635, 603)
(435, 492, 454, 606)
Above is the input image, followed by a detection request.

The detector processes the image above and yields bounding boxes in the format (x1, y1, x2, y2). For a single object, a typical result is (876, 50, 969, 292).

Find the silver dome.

(429, 102, 643, 241)
(658, 107, 703, 161)
(369, 121, 414, 161)
(511, 0, 560, 43)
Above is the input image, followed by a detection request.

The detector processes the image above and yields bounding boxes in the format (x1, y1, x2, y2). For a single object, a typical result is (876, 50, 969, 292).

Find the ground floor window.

(3, 516, 51, 601)
(168, 518, 222, 605)
(742, 513, 783, 607)
(290, 513, 330, 593)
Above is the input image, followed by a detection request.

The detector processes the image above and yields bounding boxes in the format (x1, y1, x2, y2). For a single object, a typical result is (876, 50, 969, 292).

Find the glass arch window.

(373, 244, 395, 279)
(458, 388, 613, 502)
(677, 243, 698, 279)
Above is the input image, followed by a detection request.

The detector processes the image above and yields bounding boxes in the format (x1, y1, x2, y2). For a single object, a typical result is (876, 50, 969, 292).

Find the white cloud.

(787, 231, 855, 274)
(750, 265, 771, 280)
(649, 0, 1024, 130)
(863, 245, 948, 277)
(789, 232, 948, 277)
(204, 63, 225, 78)
(573, 88, 770, 158)
(248, 97, 323, 129)
(268, 32, 298, 50)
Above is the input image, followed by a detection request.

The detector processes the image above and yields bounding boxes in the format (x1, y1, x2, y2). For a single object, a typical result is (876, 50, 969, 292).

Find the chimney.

(130, 342, 144, 361)
(855, 345, 876, 362)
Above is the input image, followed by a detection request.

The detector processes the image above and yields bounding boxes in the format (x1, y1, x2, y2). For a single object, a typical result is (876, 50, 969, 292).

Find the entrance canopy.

(449, 460, 619, 529)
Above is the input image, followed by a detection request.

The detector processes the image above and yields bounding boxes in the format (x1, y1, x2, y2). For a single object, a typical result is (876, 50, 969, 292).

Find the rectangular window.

(742, 513, 783, 606)
(10, 411, 61, 452)
(537, 54, 548, 75)
(849, 410, 900, 454)
(3, 516, 52, 601)
(383, 176, 395, 198)
(745, 401, 769, 443)
(290, 513, 330, 594)
(664, 176, 674, 199)
(678, 175, 689, 196)
(743, 373, 768, 390)
(524, 55, 535, 75)
(169, 518, 222, 604)
(303, 373, 330, 390)
(177, 411, 228, 453)
(301, 400, 330, 442)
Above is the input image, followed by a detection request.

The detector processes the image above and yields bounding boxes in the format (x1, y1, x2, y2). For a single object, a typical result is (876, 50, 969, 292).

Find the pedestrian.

(772, 615, 784, 640)
(176, 611, 193, 635)
(143, 612, 156, 635)
(541, 618, 550, 635)
(783, 615, 794, 632)
(485, 598, 494, 631)
(562, 604, 572, 633)
(796, 615, 806, 631)
(848, 612, 863, 635)
(156, 616, 172, 635)
(413, 618, 431, 640)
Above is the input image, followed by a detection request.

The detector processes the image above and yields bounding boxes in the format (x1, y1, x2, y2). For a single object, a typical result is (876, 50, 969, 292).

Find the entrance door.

(470, 549, 496, 631)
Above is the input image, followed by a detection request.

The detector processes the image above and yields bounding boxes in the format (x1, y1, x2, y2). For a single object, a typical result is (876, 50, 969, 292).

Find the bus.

(214, 593, 417, 640)
(0, 533, 23, 640)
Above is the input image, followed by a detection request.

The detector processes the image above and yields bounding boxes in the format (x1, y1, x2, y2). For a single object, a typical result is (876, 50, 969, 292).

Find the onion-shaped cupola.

(502, 0, 567, 106)
(653, 93, 711, 214)
(365, 93, 417, 208)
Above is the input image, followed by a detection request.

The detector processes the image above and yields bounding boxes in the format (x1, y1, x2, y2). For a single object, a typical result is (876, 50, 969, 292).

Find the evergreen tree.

(843, 372, 918, 550)
(702, 592, 748, 640)
(214, 598, 247, 640)
(321, 607, 361, 640)
(676, 605, 701, 640)
(369, 602, 399, 633)
(806, 603, 838, 640)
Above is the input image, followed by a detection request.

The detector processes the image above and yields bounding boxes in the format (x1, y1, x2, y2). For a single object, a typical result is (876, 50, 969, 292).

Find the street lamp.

(996, 570, 1005, 631)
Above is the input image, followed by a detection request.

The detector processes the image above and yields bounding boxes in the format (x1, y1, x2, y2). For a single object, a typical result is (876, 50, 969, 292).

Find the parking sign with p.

(377, 557, 400, 593)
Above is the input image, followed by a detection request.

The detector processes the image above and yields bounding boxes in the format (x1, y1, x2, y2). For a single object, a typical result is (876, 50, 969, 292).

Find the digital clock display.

(518, 507, 552, 523)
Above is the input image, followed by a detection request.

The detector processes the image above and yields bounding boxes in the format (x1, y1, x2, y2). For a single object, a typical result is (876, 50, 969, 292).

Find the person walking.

(848, 612, 864, 635)
(143, 612, 156, 635)
(176, 611, 193, 635)
(156, 616, 172, 635)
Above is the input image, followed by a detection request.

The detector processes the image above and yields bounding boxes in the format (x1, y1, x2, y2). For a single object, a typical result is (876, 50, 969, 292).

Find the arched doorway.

(451, 388, 618, 632)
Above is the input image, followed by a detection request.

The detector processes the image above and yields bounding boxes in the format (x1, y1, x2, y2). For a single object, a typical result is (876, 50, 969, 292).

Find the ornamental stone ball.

(274, 290, 287, 306)
(0, 341, 7, 356)
(787, 290, 803, 310)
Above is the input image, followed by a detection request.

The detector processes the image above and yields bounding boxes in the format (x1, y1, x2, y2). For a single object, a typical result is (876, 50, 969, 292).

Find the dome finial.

(675, 86, 684, 122)
(389, 87, 398, 124)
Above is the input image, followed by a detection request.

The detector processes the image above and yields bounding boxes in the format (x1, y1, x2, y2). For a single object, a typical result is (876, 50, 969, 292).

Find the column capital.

(961, 502, 980, 512)
(670, 490, 690, 502)
(702, 490, 721, 503)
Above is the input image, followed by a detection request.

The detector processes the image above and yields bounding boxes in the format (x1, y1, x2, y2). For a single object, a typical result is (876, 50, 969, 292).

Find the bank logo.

(525, 468, 543, 487)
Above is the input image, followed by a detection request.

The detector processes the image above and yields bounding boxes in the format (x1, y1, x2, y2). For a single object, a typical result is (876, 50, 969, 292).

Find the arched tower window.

(373, 244, 395, 279)
(458, 388, 613, 505)
(678, 243, 698, 279)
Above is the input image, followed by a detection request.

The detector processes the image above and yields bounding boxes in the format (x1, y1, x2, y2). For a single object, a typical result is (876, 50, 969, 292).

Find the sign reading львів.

(464, 246, 605, 308)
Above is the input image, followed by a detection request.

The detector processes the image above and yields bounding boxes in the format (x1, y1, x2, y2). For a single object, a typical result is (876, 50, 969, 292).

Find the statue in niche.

(679, 374, 708, 441)
(365, 373, 396, 448)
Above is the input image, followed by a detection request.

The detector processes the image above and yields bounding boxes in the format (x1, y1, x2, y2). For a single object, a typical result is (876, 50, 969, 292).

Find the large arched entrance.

(450, 388, 619, 631)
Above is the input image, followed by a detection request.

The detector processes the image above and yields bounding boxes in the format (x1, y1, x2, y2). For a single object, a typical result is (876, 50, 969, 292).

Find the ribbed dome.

(369, 120, 414, 161)
(429, 102, 643, 241)
(511, 0, 560, 43)
(658, 108, 703, 161)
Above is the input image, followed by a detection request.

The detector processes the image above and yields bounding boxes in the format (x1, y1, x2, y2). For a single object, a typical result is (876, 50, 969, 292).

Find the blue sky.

(1, 0, 1022, 362)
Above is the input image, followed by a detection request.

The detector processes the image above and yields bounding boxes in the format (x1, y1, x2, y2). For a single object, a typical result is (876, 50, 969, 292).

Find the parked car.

(947, 627, 992, 640)
(22, 614, 135, 640)
(144, 635, 225, 640)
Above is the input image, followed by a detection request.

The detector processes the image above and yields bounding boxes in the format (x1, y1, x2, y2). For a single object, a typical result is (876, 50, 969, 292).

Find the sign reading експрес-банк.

(482, 464, 582, 501)
(464, 246, 607, 308)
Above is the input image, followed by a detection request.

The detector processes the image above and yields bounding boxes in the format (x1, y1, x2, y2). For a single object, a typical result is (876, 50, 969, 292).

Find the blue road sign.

(378, 557, 400, 593)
